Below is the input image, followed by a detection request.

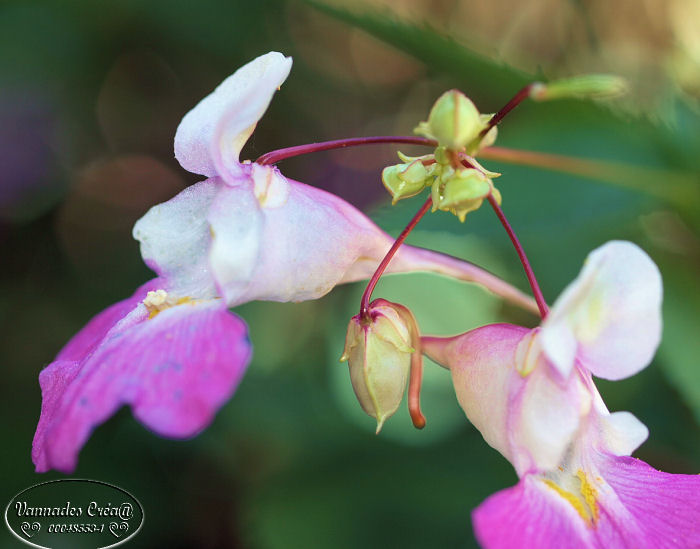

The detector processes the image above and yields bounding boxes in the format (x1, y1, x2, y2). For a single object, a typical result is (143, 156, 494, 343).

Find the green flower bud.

(381, 160, 430, 204)
(340, 302, 415, 433)
(440, 169, 491, 222)
(415, 90, 482, 150)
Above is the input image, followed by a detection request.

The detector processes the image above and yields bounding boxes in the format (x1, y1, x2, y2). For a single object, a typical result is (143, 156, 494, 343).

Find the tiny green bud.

(382, 160, 430, 204)
(530, 75, 629, 102)
(415, 90, 482, 150)
(439, 169, 492, 222)
(340, 302, 414, 433)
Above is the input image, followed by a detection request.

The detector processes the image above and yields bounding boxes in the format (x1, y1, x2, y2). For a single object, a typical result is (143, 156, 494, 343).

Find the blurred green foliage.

(1, 1, 698, 548)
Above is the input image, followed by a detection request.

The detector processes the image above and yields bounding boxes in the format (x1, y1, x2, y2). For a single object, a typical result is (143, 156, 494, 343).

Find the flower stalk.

(256, 136, 437, 165)
(359, 197, 433, 320)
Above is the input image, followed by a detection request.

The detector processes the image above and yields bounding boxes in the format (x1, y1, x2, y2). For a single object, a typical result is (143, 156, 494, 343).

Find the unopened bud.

(435, 168, 499, 222)
(382, 159, 430, 204)
(415, 90, 483, 150)
(530, 75, 629, 102)
(340, 301, 415, 432)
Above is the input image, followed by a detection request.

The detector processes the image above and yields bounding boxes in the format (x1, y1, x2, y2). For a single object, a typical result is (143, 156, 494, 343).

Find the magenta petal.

(598, 455, 700, 548)
(32, 299, 252, 473)
(56, 279, 160, 362)
(473, 476, 592, 549)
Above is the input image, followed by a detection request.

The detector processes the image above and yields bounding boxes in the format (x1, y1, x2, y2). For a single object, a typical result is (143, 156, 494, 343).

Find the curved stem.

(257, 136, 437, 165)
(479, 83, 537, 137)
(487, 194, 549, 319)
(360, 197, 433, 320)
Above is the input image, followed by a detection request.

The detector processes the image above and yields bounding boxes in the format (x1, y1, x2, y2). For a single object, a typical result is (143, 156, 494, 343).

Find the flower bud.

(382, 159, 430, 204)
(435, 168, 498, 222)
(340, 301, 415, 432)
(415, 90, 482, 150)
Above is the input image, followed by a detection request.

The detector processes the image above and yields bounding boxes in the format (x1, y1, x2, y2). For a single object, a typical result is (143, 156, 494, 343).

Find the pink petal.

(473, 455, 700, 549)
(57, 279, 160, 362)
(32, 299, 251, 473)
(597, 455, 700, 548)
(473, 475, 592, 549)
(422, 325, 528, 465)
(174, 52, 292, 178)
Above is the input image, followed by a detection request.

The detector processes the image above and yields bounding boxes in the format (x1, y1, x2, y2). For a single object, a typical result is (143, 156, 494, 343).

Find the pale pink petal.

(208, 166, 538, 312)
(32, 299, 251, 473)
(541, 241, 662, 380)
(174, 52, 292, 178)
(133, 179, 220, 299)
(596, 410, 648, 457)
(56, 279, 159, 362)
(473, 476, 594, 549)
(423, 325, 586, 475)
(422, 325, 528, 467)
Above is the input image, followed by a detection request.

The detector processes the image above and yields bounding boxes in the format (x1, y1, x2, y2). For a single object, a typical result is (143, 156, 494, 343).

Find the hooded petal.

(133, 179, 220, 299)
(541, 241, 662, 380)
(32, 298, 251, 473)
(174, 52, 292, 179)
(207, 165, 538, 312)
(422, 325, 588, 475)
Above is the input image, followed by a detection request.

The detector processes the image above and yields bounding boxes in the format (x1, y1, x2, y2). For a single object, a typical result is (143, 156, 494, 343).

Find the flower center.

(542, 469, 600, 527)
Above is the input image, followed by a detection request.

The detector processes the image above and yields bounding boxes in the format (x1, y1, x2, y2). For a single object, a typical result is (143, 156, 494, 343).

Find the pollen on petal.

(577, 470, 600, 523)
(543, 479, 593, 526)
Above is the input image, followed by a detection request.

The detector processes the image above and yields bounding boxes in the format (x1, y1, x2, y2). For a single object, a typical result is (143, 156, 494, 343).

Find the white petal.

(597, 411, 649, 456)
(174, 52, 292, 178)
(511, 363, 589, 474)
(541, 241, 662, 380)
(132, 179, 219, 298)
(207, 180, 264, 302)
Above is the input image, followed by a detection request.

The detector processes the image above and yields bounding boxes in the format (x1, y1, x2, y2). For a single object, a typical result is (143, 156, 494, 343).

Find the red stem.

(256, 136, 437, 165)
(487, 194, 549, 318)
(479, 83, 536, 137)
(360, 197, 433, 320)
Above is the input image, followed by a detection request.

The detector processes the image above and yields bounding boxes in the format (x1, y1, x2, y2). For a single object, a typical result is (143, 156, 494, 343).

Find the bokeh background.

(2, 0, 699, 547)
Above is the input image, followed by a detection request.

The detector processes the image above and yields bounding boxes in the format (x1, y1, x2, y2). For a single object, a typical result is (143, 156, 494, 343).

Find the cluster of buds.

(382, 90, 501, 222)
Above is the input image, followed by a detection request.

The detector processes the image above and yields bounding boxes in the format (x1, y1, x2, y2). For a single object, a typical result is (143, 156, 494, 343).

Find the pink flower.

(34, 52, 536, 473)
(423, 241, 700, 548)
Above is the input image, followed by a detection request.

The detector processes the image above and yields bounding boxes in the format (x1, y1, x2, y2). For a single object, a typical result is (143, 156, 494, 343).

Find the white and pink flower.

(423, 241, 700, 548)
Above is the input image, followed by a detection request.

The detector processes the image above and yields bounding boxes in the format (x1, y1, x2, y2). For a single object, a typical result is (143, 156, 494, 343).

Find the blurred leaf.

(305, 0, 529, 92)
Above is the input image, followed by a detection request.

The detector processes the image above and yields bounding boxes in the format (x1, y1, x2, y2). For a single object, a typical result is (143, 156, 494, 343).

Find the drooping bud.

(340, 300, 415, 433)
(530, 75, 629, 102)
(414, 90, 483, 151)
